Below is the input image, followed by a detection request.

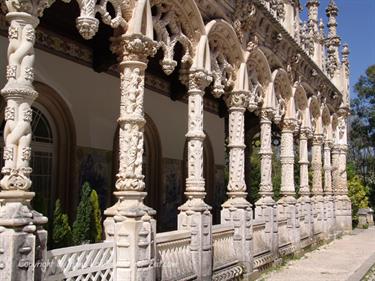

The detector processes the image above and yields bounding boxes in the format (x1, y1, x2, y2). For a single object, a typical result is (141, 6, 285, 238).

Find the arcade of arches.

(0, 0, 353, 280)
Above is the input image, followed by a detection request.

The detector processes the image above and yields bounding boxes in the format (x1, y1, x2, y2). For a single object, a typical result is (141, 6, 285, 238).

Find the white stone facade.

(0, 0, 352, 280)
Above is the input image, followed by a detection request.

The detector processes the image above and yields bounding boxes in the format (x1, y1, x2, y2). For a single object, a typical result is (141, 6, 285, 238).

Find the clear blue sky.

(301, 0, 375, 97)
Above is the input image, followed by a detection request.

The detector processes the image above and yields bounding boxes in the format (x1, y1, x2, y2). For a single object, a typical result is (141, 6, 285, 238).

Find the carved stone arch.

(322, 105, 332, 141)
(293, 83, 308, 126)
(126, 0, 154, 38)
(245, 48, 272, 89)
(150, 0, 205, 76)
(301, 82, 314, 98)
(205, 19, 244, 98)
(331, 113, 338, 141)
(309, 96, 322, 135)
(261, 47, 284, 71)
(272, 68, 292, 122)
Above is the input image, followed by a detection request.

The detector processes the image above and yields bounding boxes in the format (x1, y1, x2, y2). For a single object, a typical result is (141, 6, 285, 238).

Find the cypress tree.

(90, 189, 102, 242)
(72, 182, 93, 245)
(52, 199, 72, 248)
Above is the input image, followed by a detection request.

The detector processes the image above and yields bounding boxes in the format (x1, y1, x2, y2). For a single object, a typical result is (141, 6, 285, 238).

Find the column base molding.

(221, 197, 252, 274)
(178, 200, 212, 281)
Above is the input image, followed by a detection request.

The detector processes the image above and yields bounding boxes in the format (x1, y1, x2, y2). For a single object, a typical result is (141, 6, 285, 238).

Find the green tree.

(90, 189, 102, 243)
(350, 65, 375, 207)
(52, 199, 72, 248)
(72, 182, 93, 245)
(348, 175, 369, 227)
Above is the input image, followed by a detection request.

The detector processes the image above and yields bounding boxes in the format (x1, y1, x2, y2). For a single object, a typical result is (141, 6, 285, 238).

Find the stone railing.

(253, 220, 274, 270)
(44, 241, 115, 281)
(212, 224, 243, 280)
(156, 230, 196, 281)
(299, 205, 313, 249)
(278, 217, 294, 257)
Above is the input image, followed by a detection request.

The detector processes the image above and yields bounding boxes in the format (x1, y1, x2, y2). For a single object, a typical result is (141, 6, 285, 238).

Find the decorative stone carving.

(280, 118, 297, 196)
(325, 0, 340, 78)
(233, 0, 256, 44)
(152, 2, 193, 76)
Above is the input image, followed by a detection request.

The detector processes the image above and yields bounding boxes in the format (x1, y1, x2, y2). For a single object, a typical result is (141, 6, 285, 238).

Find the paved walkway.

(260, 227, 375, 281)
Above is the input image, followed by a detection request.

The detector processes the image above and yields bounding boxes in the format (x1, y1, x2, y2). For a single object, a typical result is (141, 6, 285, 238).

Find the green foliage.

(90, 189, 102, 243)
(350, 64, 375, 208)
(72, 182, 104, 245)
(272, 146, 281, 201)
(348, 171, 369, 227)
(73, 182, 93, 245)
(52, 199, 72, 248)
(248, 148, 261, 204)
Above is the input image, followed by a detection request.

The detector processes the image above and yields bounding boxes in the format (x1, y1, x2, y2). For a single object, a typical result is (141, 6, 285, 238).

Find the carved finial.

(325, 0, 340, 78)
(306, 0, 320, 26)
(341, 43, 350, 68)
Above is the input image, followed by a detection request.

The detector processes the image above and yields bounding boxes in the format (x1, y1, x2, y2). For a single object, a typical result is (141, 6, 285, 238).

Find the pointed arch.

(309, 96, 322, 135)
(245, 47, 272, 89)
(205, 19, 244, 97)
(293, 83, 309, 129)
(150, 0, 206, 76)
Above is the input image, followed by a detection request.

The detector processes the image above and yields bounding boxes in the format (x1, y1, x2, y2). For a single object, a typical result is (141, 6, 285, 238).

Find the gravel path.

(260, 227, 375, 281)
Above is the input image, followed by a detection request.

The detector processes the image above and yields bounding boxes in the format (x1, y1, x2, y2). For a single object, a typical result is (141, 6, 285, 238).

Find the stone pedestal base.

(0, 192, 48, 281)
(311, 195, 324, 239)
(323, 195, 335, 239)
(334, 195, 352, 234)
(255, 196, 277, 256)
(178, 198, 212, 281)
(104, 192, 156, 281)
(221, 196, 253, 273)
(277, 196, 300, 250)
(297, 195, 313, 243)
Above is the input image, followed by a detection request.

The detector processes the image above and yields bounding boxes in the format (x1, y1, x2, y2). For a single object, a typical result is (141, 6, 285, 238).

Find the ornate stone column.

(255, 110, 278, 256)
(221, 91, 252, 275)
(178, 69, 212, 281)
(333, 115, 352, 233)
(311, 134, 324, 238)
(0, 2, 52, 280)
(323, 138, 335, 238)
(297, 128, 314, 241)
(278, 119, 300, 248)
(104, 34, 157, 281)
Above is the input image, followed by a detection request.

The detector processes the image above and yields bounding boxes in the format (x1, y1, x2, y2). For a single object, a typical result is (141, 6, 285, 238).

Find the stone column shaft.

(178, 70, 212, 281)
(104, 34, 157, 281)
(323, 142, 333, 194)
(311, 135, 324, 195)
(222, 92, 252, 275)
(0, 6, 50, 281)
(255, 110, 277, 257)
(299, 132, 310, 195)
(311, 134, 324, 236)
(259, 111, 273, 196)
(280, 122, 296, 196)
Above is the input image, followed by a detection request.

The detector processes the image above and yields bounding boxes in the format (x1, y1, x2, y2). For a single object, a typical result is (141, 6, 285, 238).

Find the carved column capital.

(225, 91, 248, 110)
(3, 0, 53, 17)
(281, 118, 298, 132)
(188, 69, 212, 92)
(312, 134, 323, 145)
(112, 34, 157, 64)
(260, 109, 274, 123)
(300, 127, 312, 139)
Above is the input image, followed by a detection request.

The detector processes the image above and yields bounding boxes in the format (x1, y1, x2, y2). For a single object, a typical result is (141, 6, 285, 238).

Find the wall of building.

(0, 36, 226, 229)
(0, 36, 225, 164)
